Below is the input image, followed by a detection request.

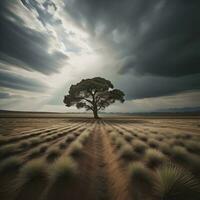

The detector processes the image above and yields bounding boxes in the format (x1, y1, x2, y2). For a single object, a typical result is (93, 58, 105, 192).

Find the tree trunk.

(93, 108, 99, 119)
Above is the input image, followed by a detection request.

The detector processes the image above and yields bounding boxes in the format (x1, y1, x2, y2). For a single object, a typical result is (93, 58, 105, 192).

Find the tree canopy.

(63, 77, 125, 118)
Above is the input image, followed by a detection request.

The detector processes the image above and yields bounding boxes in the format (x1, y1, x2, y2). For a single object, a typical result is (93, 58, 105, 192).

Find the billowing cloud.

(115, 74, 200, 100)
(0, 0, 68, 75)
(0, 0, 199, 112)
(63, 0, 200, 101)
(0, 70, 49, 92)
(64, 0, 200, 77)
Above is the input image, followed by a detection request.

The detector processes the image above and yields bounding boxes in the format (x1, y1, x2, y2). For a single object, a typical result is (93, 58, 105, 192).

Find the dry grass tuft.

(18, 160, 49, 186)
(148, 139, 160, 148)
(46, 149, 61, 162)
(185, 141, 200, 154)
(65, 134, 75, 143)
(159, 143, 172, 155)
(132, 140, 148, 154)
(50, 157, 77, 185)
(139, 134, 148, 142)
(171, 146, 190, 164)
(19, 141, 29, 149)
(120, 144, 136, 160)
(78, 131, 91, 144)
(59, 142, 67, 149)
(39, 144, 48, 153)
(129, 162, 154, 186)
(115, 138, 126, 149)
(145, 149, 166, 168)
(0, 157, 22, 174)
(0, 144, 17, 159)
(124, 133, 133, 142)
(154, 162, 200, 200)
(69, 141, 83, 157)
(29, 138, 40, 147)
(109, 132, 118, 144)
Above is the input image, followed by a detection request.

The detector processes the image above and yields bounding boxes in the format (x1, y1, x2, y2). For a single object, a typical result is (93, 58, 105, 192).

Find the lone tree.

(63, 77, 125, 118)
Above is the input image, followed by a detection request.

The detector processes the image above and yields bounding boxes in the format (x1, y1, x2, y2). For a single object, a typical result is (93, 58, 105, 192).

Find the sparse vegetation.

(50, 157, 77, 185)
(139, 134, 148, 142)
(129, 162, 154, 187)
(115, 137, 126, 149)
(120, 144, 136, 160)
(46, 149, 61, 162)
(69, 141, 83, 157)
(171, 146, 190, 164)
(17, 160, 49, 186)
(145, 149, 166, 168)
(59, 142, 66, 149)
(0, 144, 17, 158)
(78, 130, 91, 144)
(0, 117, 199, 200)
(129, 161, 154, 199)
(0, 157, 22, 174)
(132, 140, 148, 154)
(148, 139, 159, 148)
(154, 163, 200, 200)
(185, 141, 200, 154)
(39, 144, 48, 153)
(29, 138, 40, 147)
(19, 141, 29, 149)
(65, 134, 75, 143)
(124, 133, 133, 142)
(109, 131, 118, 143)
(159, 143, 172, 155)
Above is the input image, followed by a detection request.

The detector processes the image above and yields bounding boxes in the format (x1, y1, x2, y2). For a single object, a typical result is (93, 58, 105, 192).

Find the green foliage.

(63, 77, 125, 118)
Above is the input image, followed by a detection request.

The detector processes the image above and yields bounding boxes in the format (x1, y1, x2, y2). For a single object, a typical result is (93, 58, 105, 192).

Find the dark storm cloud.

(0, 0, 67, 75)
(0, 92, 12, 99)
(117, 74, 200, 100)
(65, 0, 200, 99)
(65, 0, 200, 77)
(0, 70, 48, 92)
(0, 92, 21, 99)
(21, 0, 61, 26)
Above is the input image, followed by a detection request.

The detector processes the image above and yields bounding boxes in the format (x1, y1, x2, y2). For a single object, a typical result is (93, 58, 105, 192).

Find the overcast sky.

(0, 0, 200, 112)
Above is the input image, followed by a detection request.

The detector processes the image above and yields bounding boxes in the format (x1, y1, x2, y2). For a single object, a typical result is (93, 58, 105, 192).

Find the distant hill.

(155, 106, 200, 113)
(0, 107, 199, 118)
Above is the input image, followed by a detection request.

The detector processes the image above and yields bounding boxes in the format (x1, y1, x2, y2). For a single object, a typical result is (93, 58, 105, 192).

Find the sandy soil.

(0, 115, 199, 200)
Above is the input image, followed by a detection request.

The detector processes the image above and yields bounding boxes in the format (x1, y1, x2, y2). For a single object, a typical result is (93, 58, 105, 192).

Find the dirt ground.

(0, 115, 199, 200)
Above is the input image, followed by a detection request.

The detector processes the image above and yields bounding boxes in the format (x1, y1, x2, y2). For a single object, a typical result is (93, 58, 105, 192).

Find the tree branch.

(83, 98, 93, 104)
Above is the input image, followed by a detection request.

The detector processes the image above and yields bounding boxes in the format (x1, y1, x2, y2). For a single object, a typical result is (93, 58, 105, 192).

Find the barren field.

(0, 116, 200, 200)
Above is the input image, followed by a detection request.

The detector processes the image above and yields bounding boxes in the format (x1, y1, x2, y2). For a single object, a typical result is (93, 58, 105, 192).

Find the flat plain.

(0, 114, 200, 200)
